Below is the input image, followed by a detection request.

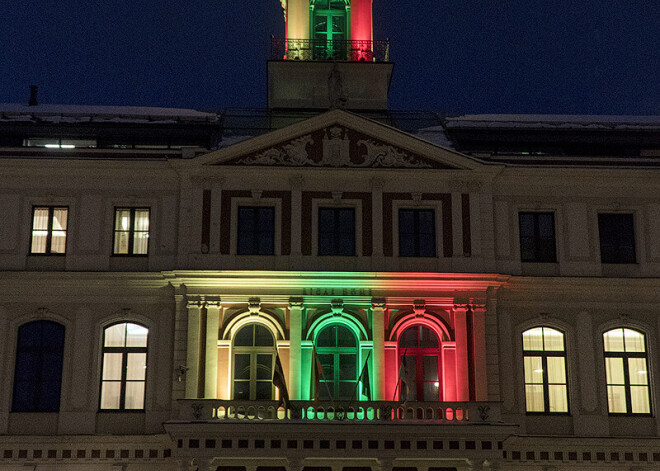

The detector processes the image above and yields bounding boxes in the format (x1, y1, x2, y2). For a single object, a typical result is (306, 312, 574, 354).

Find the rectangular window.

(30, 206, 68, 254)
(113, 208, 150, 255)
(318, 207, 355, 256)
(519, 212, 557, 263)
(399, 209, 436, 257)
(598, 213, 636, 263)
(237, 206, 275, 255)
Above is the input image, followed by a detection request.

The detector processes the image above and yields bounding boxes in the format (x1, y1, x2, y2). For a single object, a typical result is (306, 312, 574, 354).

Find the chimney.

(29, 85, 38, 106)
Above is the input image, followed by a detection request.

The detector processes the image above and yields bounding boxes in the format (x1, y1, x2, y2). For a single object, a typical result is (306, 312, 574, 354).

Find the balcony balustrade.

(176, 399, 501, 424)
(270, 38, 390, 62)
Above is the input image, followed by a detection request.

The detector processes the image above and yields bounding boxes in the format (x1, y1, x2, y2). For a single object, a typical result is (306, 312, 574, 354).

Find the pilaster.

(185, 298, 204, 398)
(289, 297, 304, 400)
(371, 298, 386, 400)
(205, 300, 221, 398)
(453, 304, 470, 401)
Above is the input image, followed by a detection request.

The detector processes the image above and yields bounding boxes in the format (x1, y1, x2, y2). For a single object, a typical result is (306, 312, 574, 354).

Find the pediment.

(197, 109, 484, 171)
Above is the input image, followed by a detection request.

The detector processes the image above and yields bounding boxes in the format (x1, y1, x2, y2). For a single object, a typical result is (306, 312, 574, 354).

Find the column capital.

(186, 296, 205, 309)
(454, 303, 486, 311)
(289, 297, 304, 309)
(371, 297, 386, 309)
(205, 298, 222, 309)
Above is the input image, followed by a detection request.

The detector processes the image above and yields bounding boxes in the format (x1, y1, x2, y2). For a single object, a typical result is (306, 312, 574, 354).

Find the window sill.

(26, 255, 66, 271)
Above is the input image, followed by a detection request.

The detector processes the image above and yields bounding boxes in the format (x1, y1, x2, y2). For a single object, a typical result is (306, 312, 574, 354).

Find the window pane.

(548, 385, 568, 412)
(403, 355, 416, 382)
(543, 328, 564, 351)
(254, 325, 274, 346)
(126, 353, 147, 380)
(525, 385, 545, 412)
(630, 386, 650, 414)
(100, 381, 121, 409)
(31, 231, 48, 253)
(547, 357, 566, 384)
(339, 354, 356, 380)
(124, 381, 145, 409)
(115, 209, 131, 231)
(133, 232, 149, 254)
(50, 231, 67, 253)
(102, 353, 123, 380)
(256, 354, 273, 380)
(624, 329, 645, 352)
(316, 328, 334, 348)
(256, 381, 272, 400)
(33, 208, 50, 230)
(134, 210, 150, 231)
(522, 328, 544, 351)
(319, 354, 334, 380)
(114, 231, 130, 254)
(336, 325, 356, 347)
(419, 327, 439, 348)
(524, 356, 543, 384)
(126, 323, 148, 347)
(338, 381, 355, 400)
(607, 385, 627, 413)
(605, 358, 625, 385)
(105, 324, 126, 347)
(603, 328, 625, 352)
(52, 209, 67, 230)
(234, 381, 250, 400)
(422, 355, 439, 382)
(234, 354, 251, 380)
(423, 381, 440, 401)
(399, 327, 418, 348)
(628, 358, 649, 385)
(234, 325, 254, 347)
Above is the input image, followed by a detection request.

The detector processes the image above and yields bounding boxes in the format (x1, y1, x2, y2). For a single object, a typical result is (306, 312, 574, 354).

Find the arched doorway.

(232, 324, 275, 400)
(311, 0, 349, 60)
(398, 325, 443, 401)
(315, 323, 358, 400)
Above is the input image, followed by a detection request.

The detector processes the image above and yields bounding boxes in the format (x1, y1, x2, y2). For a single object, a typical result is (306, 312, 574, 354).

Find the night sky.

(1, 0, 658, 115)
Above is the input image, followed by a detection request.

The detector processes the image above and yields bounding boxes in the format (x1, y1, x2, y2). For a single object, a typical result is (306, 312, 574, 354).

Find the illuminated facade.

(1, 3, 660, 471)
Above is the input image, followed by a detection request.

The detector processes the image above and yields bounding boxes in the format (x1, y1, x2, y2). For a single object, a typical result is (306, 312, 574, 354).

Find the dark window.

(598, 213, 636, 263)
(318, 208, 355, 256)
(399, 209, 435, 257)
(519, 212, 557, 262)
(30, 207, 68, 254)
(237, 207, 275, 255)
(113, 208, 150, 255)
(12, 320, 65, 412)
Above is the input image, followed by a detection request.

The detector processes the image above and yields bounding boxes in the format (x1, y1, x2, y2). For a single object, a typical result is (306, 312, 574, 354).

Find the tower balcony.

(270, 38, 390, 62)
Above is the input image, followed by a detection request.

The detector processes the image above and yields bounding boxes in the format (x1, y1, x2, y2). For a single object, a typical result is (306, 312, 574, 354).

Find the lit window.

(519, 212, 557, 263)
(232, 324, 275, 400)
(30, 207, 68, 254)
(113, 208, 150, 255)
(398, 325, 442, 401)
(603, 328, 651, 414)
(318, 207, 355, 256)
(598, 213, 636, 264)
(315, 324, 357, 400)
(24, 138, 97, 148)
(237, 206, 275, 255)
(12, 320, 65, 412)
(100, 323, 148, 410)
(522, 327, 568, 413)
(399, 208, 436, 257)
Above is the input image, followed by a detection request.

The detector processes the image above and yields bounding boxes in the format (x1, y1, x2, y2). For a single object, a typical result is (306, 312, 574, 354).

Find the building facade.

(1, 3, 660, 471)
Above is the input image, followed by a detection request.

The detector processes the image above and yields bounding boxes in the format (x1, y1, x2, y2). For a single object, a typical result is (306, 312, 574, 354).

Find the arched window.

(315, 324, 357, 400)
(603, 328, 650, 414)
(100, 322, 148, 410)
(522, 327, 568, 413)
(311, 0, 348, 60)
(12, 320, 65, 412)
(398, 325, 442, 401)
(233, 324, 275, 400)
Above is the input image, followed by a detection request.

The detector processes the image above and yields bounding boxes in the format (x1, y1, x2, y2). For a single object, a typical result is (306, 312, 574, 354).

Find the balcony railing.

(270, 38, 390, 62)
(176, 399, 501, 424)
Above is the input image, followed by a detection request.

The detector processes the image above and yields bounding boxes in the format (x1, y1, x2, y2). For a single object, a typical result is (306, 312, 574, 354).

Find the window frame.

(315, 323, 359, 401)
(29, 206, 69, 255)
(603, 327, 652, 416)
(235, 205, 277, 256)
(317, 207, 356, 256)
(11, 320, 66, 413)
(398, 207, 437, 258)
(597, 213, 636, 264)
(518, 211, 557, 263)
(112, 207, 150, 256)
(398, 325, 443, 401)
(231, 323, 276, 401)
(522, 326, 570, 415)
(99, 322, 149, 412)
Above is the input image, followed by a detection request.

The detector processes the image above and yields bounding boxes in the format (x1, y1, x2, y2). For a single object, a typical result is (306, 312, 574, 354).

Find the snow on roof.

(412, 125, 456, 149)
(0, 104, 219, 124)
(445, 114, 660, 130)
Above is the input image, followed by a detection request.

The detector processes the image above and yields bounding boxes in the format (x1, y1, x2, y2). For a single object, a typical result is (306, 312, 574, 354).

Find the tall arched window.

(522, 327, 568, 413)
(12, 320, 65, 412)
(311, 0, 348, 60)
(398, 325, 442, 401)
(603, 328, 651, 414)
(233, 324, 275, 400)
(316, 324, 357, 400)
(100, 322, 148, 410)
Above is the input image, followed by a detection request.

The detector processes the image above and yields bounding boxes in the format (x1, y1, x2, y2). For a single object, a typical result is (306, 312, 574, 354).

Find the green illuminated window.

(604, 328, 650, 415)
(312, 0, 348, 60)
(233, 324, 275, 400)
(315, 324, 357, 400)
